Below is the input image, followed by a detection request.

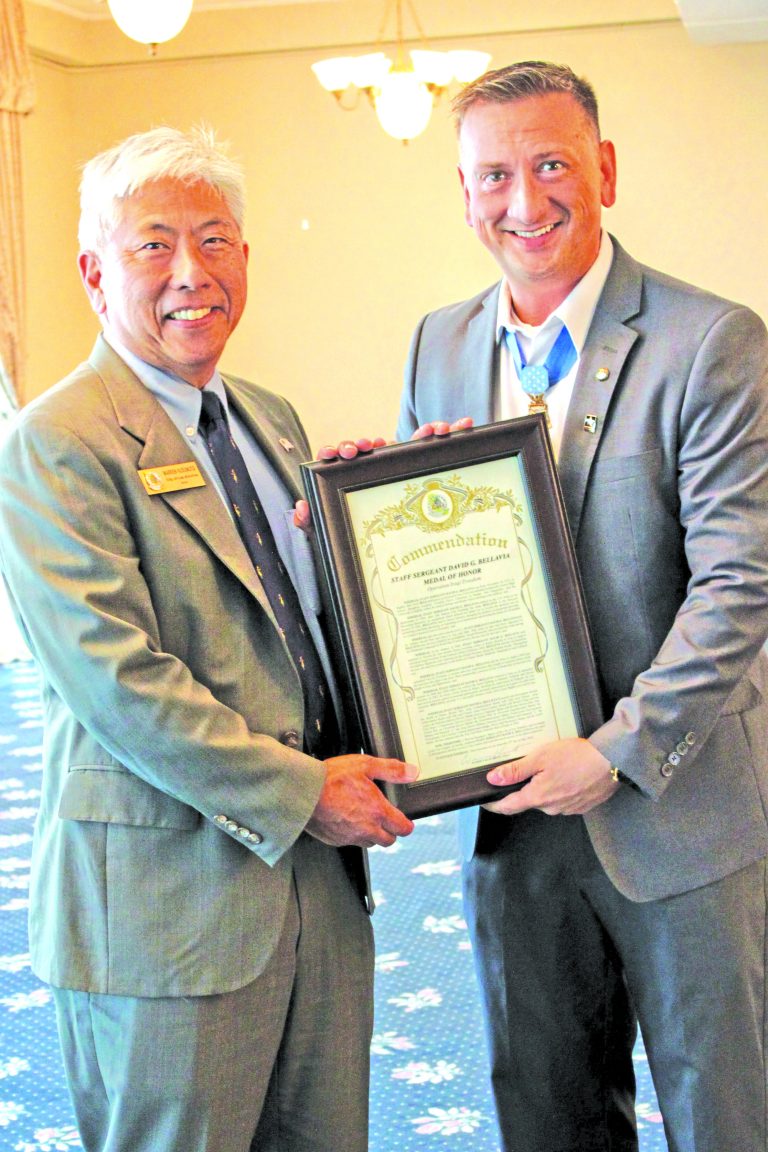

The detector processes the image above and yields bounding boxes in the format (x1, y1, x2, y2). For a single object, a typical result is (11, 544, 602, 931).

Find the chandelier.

(107, 0, 193, 52)
(311, 0, 490, 142)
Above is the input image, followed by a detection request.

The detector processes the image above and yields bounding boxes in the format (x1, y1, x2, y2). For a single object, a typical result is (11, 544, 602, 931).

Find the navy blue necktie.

(505, 324, 577, 424)
(199, 391, 336, 759)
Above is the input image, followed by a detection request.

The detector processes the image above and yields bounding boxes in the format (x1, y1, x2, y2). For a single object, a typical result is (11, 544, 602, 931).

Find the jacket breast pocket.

(589, 446, 664, 484)
(59, 767, 200, 830)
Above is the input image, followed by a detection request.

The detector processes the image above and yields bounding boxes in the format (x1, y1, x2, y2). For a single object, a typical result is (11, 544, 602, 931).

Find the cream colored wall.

(22, 18, 768, 451)
(22, 62, 92, 395)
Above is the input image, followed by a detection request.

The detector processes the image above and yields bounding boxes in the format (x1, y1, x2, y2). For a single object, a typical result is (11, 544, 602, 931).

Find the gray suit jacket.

(0, 337, 364, 996)
(397, 238, 768, 901)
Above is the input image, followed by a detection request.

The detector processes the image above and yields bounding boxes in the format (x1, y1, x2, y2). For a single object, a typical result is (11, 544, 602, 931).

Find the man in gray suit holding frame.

(0, 125, 417, 1152)
(396, 62, 768, 1152)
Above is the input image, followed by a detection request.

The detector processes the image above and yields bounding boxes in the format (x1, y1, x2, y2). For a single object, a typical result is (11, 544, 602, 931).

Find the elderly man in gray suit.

(394, 62, 768, 1152)
(0, 126, 417, 1152)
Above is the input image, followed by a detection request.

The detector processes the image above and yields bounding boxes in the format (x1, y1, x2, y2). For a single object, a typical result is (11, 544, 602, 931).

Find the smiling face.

(79, 177, 249, 389)
(458, 92, 616, 324)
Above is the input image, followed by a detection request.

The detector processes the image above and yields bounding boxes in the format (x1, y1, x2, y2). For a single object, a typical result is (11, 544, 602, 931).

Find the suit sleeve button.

(247, 832, 263, 845)
(660, 762, 674, 778)
(214, 814, 228, 826)
(676, 741, 689, 756)
(280, 729, 301, 749)
(225, 820, 239, 833)
(685, 732, 696, 746)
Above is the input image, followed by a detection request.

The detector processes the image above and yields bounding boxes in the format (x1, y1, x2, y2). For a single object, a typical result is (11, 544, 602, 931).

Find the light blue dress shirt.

(104, 336, 344, 740)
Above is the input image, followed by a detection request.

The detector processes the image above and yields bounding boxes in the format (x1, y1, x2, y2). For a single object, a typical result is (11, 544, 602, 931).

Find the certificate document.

(302, 416, 602, 816)
(345, 457, 578, 781)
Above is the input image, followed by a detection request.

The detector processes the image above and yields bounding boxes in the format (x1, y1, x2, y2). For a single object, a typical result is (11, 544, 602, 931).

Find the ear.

(458, 164, 474, 228)
(599, 139, 617, 210)
(78, 251, 107, 316)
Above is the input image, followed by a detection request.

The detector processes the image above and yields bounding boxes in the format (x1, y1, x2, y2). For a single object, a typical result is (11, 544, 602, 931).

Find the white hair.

(78, 124, 246, 252)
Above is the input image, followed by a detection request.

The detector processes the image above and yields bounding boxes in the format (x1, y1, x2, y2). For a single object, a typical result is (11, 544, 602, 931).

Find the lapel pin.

(583, 415, 599, 435)
(595, 367, 611, 382)
(278, 438, 295, 452)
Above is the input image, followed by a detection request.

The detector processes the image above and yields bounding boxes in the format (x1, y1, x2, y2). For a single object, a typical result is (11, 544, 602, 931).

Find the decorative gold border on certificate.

(358, 473, 516, 536)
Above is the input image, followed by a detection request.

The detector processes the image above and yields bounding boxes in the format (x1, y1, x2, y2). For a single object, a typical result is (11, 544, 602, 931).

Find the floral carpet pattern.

(0, 660, 668, 1151)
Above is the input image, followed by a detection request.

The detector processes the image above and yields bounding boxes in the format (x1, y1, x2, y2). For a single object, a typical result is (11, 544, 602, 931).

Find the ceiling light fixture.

(312, 0, 490, 142)
(107, 0, 193, 54)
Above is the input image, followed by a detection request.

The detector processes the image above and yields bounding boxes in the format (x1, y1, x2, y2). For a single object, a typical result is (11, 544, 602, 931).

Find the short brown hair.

(452, 61, 600, 135)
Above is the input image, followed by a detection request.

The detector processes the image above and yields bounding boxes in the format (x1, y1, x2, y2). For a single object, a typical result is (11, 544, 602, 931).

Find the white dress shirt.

(495, 231, 614, 460)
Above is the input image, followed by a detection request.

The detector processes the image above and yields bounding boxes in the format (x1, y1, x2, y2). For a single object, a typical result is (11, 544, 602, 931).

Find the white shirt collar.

(496, 231, 614, 351)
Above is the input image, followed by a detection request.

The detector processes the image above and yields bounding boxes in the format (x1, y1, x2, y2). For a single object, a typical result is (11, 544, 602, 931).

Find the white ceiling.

(674, 0, 768, 42)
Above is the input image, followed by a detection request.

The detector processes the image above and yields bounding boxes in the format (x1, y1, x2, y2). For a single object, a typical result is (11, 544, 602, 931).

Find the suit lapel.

(462, 286, 500, 427)
(223, 378, 306, 502)
(558, 240, 642, 540)
(90, 339, 277, 619)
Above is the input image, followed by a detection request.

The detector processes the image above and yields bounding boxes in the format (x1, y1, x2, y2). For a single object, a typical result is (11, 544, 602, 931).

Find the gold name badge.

(138, 461, 206, 495)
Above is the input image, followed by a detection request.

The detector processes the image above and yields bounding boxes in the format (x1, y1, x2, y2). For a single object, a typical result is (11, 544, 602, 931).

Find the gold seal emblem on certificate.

(360, 474, 519, 543)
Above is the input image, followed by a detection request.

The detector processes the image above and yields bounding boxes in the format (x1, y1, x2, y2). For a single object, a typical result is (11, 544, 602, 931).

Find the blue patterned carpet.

(0, 660, 668, 1151)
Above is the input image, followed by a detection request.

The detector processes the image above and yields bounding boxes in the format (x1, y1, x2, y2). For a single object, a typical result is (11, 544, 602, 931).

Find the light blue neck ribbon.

(505, 324, 577, 399)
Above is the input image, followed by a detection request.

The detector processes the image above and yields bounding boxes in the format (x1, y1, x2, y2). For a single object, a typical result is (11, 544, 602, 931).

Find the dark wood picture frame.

(302, 415, 603, 817)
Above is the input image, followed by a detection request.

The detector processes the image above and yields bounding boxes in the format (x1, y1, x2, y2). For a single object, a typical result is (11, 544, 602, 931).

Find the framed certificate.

(301, 416, 603, 817)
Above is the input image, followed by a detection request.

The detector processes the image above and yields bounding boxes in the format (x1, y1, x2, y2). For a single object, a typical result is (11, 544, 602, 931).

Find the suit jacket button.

(660, 762, 674, 777)
(280, 729, 301, 749)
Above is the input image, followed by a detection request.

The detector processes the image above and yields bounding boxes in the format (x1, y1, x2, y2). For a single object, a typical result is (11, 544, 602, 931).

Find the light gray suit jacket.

(0, 337, 364, 996)
(397, 238, 768, 901)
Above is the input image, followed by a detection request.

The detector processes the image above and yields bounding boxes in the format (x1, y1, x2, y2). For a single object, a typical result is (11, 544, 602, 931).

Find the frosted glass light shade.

(410, 50, 454, 86)
(349, 53, 391, 89)
(374, 71, 433, 140)
(311, 57, 357, 92)
(312, 53, 390, 93)
(107, 0, 193, 45)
